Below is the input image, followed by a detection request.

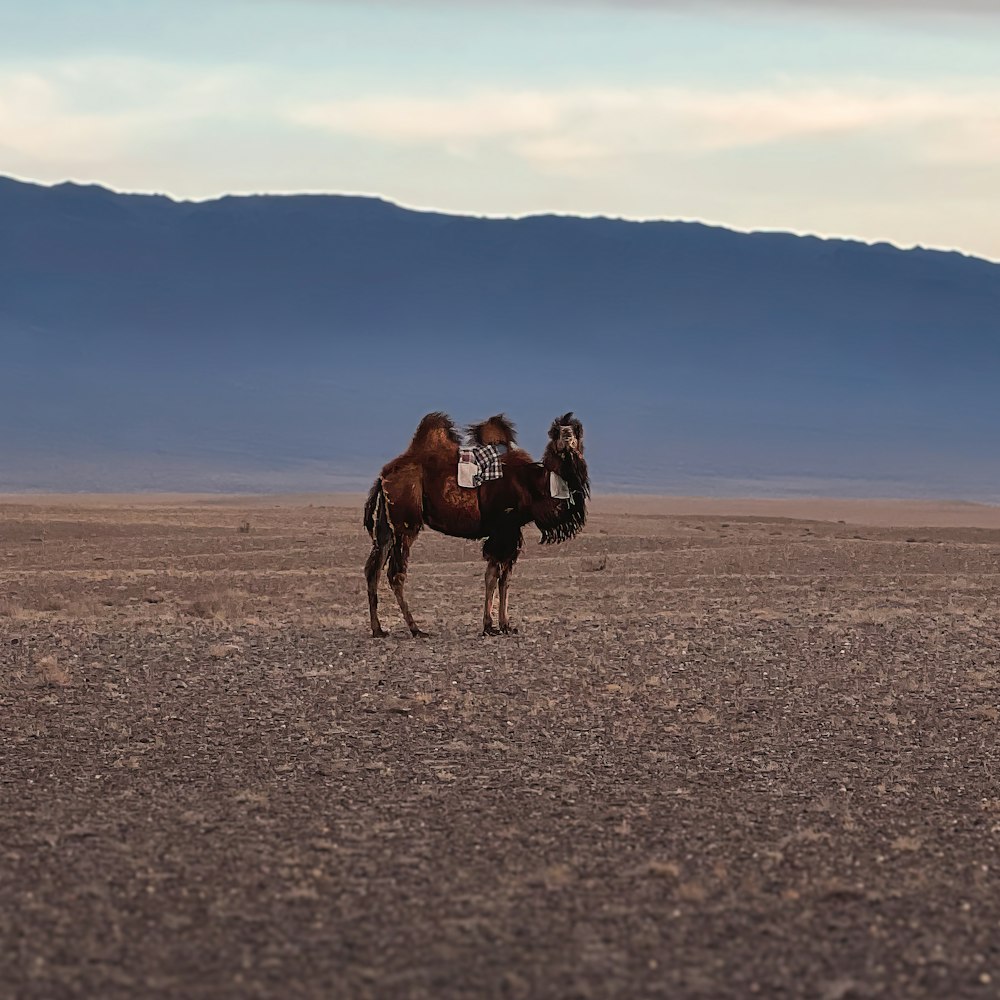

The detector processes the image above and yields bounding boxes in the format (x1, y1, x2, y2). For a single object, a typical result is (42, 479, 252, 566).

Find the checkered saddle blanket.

(458, 444, 505, 488)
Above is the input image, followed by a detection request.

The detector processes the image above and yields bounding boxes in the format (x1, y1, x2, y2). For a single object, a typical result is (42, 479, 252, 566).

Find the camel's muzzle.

(556, 426, 579, 453)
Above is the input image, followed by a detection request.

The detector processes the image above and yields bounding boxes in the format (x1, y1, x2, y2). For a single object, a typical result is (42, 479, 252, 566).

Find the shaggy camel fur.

(364, 412, 590, 636)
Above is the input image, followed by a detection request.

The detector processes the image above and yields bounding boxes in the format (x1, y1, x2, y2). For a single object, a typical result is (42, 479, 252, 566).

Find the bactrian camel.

(364, 412, 590, 636)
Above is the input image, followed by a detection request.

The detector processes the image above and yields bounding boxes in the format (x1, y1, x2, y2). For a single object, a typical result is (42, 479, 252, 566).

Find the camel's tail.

(365, 476, 388, 542)
(363, 478, 393, 547)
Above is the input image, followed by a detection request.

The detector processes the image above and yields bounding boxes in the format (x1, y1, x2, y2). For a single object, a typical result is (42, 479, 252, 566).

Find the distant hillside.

(2, 175, 999, 497)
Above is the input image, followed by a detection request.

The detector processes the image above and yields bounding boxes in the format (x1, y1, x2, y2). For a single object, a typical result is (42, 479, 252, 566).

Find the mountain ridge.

(2, 175, 999, 498)
(5, 175, 996, 269)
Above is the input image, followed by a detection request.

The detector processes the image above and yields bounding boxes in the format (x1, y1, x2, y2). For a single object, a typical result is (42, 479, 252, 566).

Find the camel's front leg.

(483, 561, 501, 635)
(498, 564, 518, 634)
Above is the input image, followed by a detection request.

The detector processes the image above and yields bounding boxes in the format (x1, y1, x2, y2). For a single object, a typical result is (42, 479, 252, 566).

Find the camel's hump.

(467, 414, 517, 448)
(409, 412, 461, 453)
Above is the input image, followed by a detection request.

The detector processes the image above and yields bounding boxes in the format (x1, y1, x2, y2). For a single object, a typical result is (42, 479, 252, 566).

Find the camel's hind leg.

(388, 529, 428, 638)
(364, 478, 393, 638)
(365, 475, 426, 638)
(365, 541, 391, 638)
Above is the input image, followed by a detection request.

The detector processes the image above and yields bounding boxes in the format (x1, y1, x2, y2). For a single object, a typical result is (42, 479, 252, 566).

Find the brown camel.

(364, 412, 590, 637)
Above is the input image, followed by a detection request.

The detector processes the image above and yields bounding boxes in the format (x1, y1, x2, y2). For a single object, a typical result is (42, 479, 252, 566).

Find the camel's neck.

(531, 449, 590, 545)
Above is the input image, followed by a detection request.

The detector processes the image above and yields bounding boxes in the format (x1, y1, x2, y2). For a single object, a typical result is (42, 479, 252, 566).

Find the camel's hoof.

(411, 629, 430, 639)
(372, 628, 390, 639)
(482, 625, 501, 637)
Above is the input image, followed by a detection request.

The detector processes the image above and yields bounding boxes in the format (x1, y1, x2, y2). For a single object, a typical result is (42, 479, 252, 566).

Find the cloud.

(290, 83, 1000, 170)
(6, 59, 999, 181)
(0, 59, 265, 165)
(610, 0, 998, 8)
(294, 91, 564, 141)
(0, 73, 128, 162)
(615, 0, 992, 8)
(286, 0, 1000, 13)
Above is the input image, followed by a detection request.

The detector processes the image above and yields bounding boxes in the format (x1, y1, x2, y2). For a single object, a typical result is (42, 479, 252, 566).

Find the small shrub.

(188, 589, 245, 620)
(65, 598, 101, 618)
(36, 655, 71, 687)
(207, 642, 242, 660)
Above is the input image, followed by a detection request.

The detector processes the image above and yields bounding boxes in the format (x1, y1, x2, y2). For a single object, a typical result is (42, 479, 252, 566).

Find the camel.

(364, 412, 590, 637)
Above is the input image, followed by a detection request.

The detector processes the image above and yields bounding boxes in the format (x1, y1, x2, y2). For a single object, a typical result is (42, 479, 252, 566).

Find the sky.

(2, 0, 1000, 261)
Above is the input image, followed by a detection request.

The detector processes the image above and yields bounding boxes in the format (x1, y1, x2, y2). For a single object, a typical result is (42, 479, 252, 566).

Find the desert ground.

(3, 493, 1000, 999)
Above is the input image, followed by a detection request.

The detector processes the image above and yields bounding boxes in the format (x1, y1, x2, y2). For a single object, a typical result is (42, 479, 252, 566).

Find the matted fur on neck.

(538, 446, 590, 545)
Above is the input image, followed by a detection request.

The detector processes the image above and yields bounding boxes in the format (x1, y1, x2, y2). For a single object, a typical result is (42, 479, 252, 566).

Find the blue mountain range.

(2, 175, 999, 497)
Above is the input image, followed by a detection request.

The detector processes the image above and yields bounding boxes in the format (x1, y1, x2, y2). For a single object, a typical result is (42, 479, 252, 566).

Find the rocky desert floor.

(2, 494, 1000, 999)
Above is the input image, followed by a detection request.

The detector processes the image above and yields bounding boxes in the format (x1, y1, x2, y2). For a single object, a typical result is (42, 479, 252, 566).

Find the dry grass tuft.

(188, 590, 245, 620)
(676, 880, 708, 902)
(64, 598, 101, 618)
(647, 860, 681, 879)
(208, 642, 243, 661)
(970, 706, 999, 721)
(36, 655, 71, 687)
(582, 555, 608, 572)
(0, 600, 24, 619)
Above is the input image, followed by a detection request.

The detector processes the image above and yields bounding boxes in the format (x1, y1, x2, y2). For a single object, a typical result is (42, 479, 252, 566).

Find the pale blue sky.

(3, 0, 999, 259)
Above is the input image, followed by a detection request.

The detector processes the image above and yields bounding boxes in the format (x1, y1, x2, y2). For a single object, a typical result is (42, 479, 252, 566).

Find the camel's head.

(538, 412, 590, 545)
(543, 412, 589, 498)
(549, 412, 584, 455)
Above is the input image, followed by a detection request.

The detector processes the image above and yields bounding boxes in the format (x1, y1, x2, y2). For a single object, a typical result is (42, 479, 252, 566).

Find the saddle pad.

(550, 471, 571, 499)
(458, 445, 505, 489)
(472, 444, 503, 484)
(458, 450, 478, 488)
